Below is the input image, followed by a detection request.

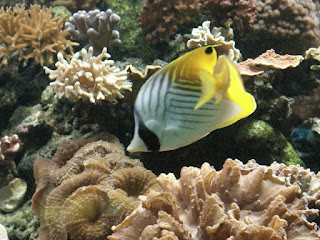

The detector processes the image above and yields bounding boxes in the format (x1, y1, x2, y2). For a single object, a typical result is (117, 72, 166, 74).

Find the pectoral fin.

(194, 56, 231, 110)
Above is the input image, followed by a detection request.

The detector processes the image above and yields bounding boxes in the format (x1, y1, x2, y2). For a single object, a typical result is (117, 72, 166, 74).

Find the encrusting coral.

(109, 158, 320, 240)
(65, 9, 121, 55)
(237, 49, 304, 76)
(0, 178, 27, 213)
(0, 5, 78, 66)
(32, 133, 161, 240)
(187, 20, 241, 62)
(44, 47, 132, 103)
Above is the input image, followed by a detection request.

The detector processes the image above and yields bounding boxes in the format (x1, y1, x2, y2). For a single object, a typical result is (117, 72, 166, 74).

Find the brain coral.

(0, 5, 78, 66)
(109, 159, 320, 240)
(32, 133, 161, 240)
(44, 47, 132, 103)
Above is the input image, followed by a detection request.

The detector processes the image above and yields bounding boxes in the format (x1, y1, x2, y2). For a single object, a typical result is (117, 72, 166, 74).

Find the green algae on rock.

(236, 119, 304, 166)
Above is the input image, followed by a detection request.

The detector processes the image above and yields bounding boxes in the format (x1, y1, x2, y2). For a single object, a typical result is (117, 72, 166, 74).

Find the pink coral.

(0, 134, 23, 166)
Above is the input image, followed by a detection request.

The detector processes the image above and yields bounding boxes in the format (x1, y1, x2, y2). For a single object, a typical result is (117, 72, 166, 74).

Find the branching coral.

(0, 5, 78, 66)
(187, 20, 241, 62)
(138, 0, 200, 45)
(238, 49, 304, 76)
(32, 133, 161, 240)
(109, 159, 320, 240)
(44, 47, 132, 103)
(65, 9, 121, 54)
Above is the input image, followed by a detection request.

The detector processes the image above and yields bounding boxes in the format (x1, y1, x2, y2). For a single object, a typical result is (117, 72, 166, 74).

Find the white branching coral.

(187, 20, 241, 62)
(44, 47, 131, 103)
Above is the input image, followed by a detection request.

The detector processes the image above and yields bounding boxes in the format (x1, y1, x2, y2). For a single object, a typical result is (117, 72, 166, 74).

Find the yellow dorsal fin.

(194, 55, 231, 110)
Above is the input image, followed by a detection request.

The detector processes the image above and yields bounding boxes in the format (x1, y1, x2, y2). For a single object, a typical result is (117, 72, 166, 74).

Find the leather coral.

(109, 159, 320, 240)
(32, 133, 160, 240)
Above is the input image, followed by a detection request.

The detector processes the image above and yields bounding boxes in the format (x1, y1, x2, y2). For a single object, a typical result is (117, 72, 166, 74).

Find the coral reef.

(125, 64, 161, 104)
(187, 20, 241, 62)
(32, 134, 160, 240)
(0, 178, 27, 212)
(65, 9, 121, 54)
(109, 158, 320, 239)
(0, 134, 23, 166)
(0, 5, 78, 66)
(0, 200, 39, 240)
(250, 0, 320, 53)
(44, 47, 131, 103)
(53, 0, 98, 13)
(138, 0, 200, 45)
(305, 46, 320, 70)
(238, 49, 304, 76)
(199, 0, 258, 32)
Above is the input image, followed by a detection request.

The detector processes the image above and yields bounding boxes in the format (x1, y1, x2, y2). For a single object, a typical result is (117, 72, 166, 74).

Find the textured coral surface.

(32, 133, 161, 240)
(109, 159, 320, 240)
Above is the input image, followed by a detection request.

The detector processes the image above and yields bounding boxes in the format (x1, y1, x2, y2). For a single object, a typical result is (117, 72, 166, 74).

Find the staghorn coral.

(0, 5, 78, 66)
(32, 133, 160, 240)
(237, 49, 304, 76)
(199, 0, 258, 32)
(65, 9, 121, 55)
(109, 158, 320, 240)
(44, 46, 132, 103)
(187, 20, 241, 62)
(138, 0, 200, 45)
(0, 134, 23, 167)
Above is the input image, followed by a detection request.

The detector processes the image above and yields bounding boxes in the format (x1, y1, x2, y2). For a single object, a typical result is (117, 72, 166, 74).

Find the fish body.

(127, 45, 256, 152)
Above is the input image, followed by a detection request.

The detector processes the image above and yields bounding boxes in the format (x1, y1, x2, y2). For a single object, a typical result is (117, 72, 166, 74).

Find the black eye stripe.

(138, 121, 160, 151)
(205, 47, 213, 54)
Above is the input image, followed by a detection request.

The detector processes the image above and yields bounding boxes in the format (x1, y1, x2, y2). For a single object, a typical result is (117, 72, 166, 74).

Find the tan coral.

(305, 46, 320, 70)
(44, 47, 132, 103)
(187, 20, 241, 62)
(32, 133, 160, 240)
(237, 49, 304, 76)
(125, 64, 161, 103)
(109, 159, 320, 240)
(0, 5, 78, 66)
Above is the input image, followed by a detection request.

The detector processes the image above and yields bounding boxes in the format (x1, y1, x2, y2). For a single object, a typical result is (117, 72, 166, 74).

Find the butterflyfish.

(127, 45, 256, 152)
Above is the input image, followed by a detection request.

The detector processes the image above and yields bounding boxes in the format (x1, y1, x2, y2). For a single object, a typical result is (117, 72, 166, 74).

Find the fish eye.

(205, 46, 213, 54)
